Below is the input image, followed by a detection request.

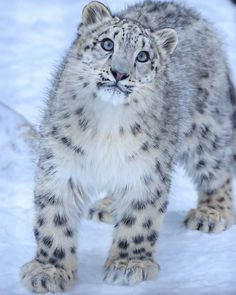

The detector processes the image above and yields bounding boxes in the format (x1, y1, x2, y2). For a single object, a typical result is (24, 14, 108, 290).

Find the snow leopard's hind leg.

(182, 72, 235, 233)
(184, 177, 235, 233)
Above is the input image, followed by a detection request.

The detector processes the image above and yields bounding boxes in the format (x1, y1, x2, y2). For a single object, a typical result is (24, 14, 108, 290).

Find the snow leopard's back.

(122, 0, 236, 170)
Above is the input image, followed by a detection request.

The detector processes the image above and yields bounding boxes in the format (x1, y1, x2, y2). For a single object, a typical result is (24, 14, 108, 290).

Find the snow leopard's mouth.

(97, 81, 132, 96)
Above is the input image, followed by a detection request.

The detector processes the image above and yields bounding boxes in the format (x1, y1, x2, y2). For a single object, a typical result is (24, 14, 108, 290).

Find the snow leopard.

(21, 0, 236, 292)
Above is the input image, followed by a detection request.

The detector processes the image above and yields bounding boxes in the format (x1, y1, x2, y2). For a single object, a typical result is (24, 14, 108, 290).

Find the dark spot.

(143, 219, 152, 229)
(133, 248, 145, 255)
(118, 239, 129, 250)
(217, 205, 224, 210)
(196, 160, 205, 169)
(153, 135, 160, 149)
(53, 248, 65, 259)
(64, 228, 74, 237)
(200, 124, 210, 139)
(40, 249, 48, 257)
(63, 113, 70, 119)
(153, 188, 161, 200)
(119, 252, 128, 258)
(84, 45, 90, 51)
(42, 236, 53, 248)
(121, 214, 136, 227)
(83, 82, 89, 88)
(197, 144, 204, 155)
(200, 71, 209, 78)
(31, 278, 37, 288)
(37, 217, 45, 227)
(48, 257, 57, 265)
(217, 197, 225, 202)
(51, 126, 58, 136)
(208, 222, 215, 232)
(159, 200, 169, 214)
(142, 39, 146, 48)
(34, 228, 40, 240)
(41, 277, 47, 289)
(143, 174, 153, 186)
(54, 214, 67, 226)
(36, 193, 56, 206)
(132, 200, 147, 210)
(147, 230, 158, 243)
(78, 117, 89, 131)
(73, 145, 84, 154)
(119, 126, 124, 135)
(133, 235, 144, 244)
(145, 251, 152, 257)
(141, 141, 149, 151)
(155, 160, 162, 174)
(61, 137, 71, 147)
(71, 247, 76, 254)
(131, 122, 142, 136)
(45, 152, 54, 160)
(75, 106, 84, 116)
(196, 221, 204, 230)
(92, 92, 97, 99)
(114, 31, 119, 38)
(206, 190, 214, 196)
(98, 211, 103, 221)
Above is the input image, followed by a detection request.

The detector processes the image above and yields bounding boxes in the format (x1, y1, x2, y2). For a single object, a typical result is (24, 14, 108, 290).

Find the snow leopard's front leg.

(104, 182, 170, 285)
(21, 147, 82, 293)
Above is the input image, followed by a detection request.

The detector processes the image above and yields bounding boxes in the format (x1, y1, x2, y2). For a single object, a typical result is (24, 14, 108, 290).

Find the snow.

(0, 0, 236, 294)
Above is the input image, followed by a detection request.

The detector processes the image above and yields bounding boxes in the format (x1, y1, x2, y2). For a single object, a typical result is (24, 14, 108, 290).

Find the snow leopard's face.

(73, 1, 178, 106)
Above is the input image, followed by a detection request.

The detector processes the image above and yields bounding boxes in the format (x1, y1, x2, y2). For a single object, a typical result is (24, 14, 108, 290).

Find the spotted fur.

(21, 1, 236, 292)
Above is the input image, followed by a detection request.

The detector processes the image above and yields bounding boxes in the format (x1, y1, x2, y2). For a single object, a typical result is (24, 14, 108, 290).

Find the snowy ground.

(0, 0, 236, 294)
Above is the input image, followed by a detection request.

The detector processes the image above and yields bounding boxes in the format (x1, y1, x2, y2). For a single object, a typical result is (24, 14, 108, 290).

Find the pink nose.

(111, 69, 129, 81)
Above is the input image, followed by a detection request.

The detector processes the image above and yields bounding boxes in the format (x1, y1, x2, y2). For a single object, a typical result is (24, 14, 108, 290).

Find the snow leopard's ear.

(82, 1, 112, 27)
(153, 28, 178, 55)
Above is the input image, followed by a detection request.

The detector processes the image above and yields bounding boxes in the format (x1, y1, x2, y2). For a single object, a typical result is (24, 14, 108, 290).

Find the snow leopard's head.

(70, 1, 178, 106)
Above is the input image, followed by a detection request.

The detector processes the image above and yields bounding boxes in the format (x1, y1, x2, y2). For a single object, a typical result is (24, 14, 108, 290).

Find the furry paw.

(88, 196, 113, 224)
(184, 206, 234, 233)
(21, 259, 75, 293)
(104, 258, 159, 285)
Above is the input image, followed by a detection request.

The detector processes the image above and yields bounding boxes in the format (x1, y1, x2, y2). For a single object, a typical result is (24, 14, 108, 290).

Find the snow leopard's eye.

(137, 51, 150, 63)
(101, 38, 114, 52)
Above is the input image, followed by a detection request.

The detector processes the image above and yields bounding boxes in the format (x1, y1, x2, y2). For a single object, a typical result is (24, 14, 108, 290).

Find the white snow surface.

(0, 0, 236, 294)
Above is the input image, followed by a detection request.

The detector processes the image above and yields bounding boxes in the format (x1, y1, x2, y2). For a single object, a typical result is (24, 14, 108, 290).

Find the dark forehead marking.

(98, 28, 111, 38)
(114, 18, 148, 37)
(142, 39, 146, 48)
(113, 31, 119, 38)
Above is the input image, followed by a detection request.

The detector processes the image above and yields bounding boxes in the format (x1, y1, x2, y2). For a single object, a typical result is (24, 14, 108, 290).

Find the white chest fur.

(75, 129, 150, 198)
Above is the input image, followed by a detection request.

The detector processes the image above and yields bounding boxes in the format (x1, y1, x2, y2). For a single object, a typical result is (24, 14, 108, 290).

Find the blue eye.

(137, 51, 150, 63)
(101, 38, 114, 51)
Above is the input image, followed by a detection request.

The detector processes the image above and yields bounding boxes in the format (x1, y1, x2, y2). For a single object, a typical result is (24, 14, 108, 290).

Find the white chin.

(98, 87, 128, 105)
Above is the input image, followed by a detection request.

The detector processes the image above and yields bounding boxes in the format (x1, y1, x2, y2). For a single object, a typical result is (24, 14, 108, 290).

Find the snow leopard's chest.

(74, 130, 151, 198)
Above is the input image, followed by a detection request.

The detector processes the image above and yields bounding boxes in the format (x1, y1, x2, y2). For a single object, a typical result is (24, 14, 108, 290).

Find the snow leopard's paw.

(184, 206, 235, 233)
(104, 258, 159, 285)
(21, 259, 75, 293)
(88, 196, 113, 224)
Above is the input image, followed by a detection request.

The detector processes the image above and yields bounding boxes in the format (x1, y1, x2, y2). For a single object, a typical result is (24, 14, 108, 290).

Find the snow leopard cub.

(21, 0, 236, 292)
